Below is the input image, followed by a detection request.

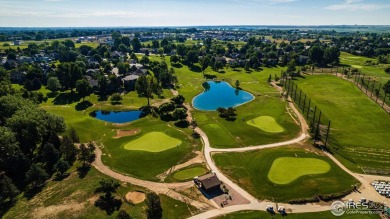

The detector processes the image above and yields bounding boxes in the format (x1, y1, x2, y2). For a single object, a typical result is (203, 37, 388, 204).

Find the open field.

(123, 132, 182, 152)
(293, 75, 390, 172)
(213, 145, 358, 202)
(246, 116, 285, 133)
(3, 167, 194, 219)
(214, 210, 380, 219)
(268, 157, 331, 185)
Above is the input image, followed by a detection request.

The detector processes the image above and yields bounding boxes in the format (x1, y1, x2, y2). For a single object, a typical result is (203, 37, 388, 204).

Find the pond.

(90, 110, 143, 123)
(192, 81, 254, 111)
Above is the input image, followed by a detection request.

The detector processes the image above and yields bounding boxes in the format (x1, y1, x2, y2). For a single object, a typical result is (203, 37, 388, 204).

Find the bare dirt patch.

(125, 191, 146, 204)
(113, 129, 141, 138)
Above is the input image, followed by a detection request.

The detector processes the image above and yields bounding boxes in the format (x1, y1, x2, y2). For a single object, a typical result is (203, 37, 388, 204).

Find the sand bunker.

(125, 191, 146, 204)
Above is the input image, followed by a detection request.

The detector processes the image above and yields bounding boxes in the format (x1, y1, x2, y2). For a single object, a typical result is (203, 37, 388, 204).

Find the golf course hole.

(268, 157, 331, 185)
(124, 132, 182, 152)
(246, 116, 284, 133)
(125, 191, 145, 204)
(173, 166, 208, 181)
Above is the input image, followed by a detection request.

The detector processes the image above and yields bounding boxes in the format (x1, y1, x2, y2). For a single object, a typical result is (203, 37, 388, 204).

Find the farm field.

(212, 145, 358, 202)
(293, 75, 390, 172)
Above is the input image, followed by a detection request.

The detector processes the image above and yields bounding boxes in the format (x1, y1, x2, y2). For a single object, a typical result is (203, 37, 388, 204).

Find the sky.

(0, 0, 390, 27)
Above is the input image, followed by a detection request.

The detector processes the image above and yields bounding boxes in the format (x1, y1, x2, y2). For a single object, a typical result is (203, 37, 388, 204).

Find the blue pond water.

(193, 81, 254, 111)
(90, 110, 143, 123)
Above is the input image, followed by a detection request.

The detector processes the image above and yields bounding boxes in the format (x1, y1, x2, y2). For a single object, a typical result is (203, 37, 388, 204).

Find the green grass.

(246, 116, 285, 133)
(267, 157, 331, 184)
(213, 145, 358, 202)
(123, 132, 182, 152)
(172, 166, 208, 181)
(215, 210, 380, 219)
(294, 75, 390, 172)
(101, 118, 200, 181)
(3, 167, 194, 219)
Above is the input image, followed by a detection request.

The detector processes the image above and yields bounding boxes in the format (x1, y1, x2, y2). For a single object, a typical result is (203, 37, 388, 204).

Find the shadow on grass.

(110, 101, 122, 105)
(47, 91, 59, 98)
(172, 63, 183, 68)
(24, 185, 45, 200)
(190, 65, 202, 72)
(94, 195, 122, 215)
(75, 100, 93, 111)
(53, 173, 70, 181)
(204, 74, 217, 80)
(53, 92, 81, 105)
(98, 94, 109, 102)
(174, 120, 189, 128)
(77, 165, 91, 179)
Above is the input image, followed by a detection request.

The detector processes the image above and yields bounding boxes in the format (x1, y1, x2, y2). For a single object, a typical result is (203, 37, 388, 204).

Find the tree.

(117, 62, 129, 75)
(324, 47, 340, 65)
(54, 159, 70, 178)
(78, 142, 96, 167)
(110, 93, 123, 103)
(0, 174, 19, 205)
(244, 62, 250, 72)
(56, 62, 84, 92)
(184, 50, 198, 67)
(47, 77, 61, 93)
(135, 75, 162, 107)
(170, 55, 179, 64)
(309, 46, 324, 66)
(117, 210, 132, 219)
(131, 37, 142, 52)
(76, 79, 92, 101)
(68, 127, 80, 144)
(268, 74, 272, 83)
(385, 67, 390, 74)
(60, 136, 78, 164)
(25, 164, 48, 190)
(287, 59, 297, 73)
(189, 120, 197, 132)
(94, 179, 121, 215)
(214, 61, 224, 72)
(171, 94, 185, 106)
(40, 143, 60, 173)
(383, 80, 390, 95)
(140, 55, 150, 66)
(158, 102, 175, 116)
(146, 192, 163, 219)
(235, 80, 240, 89)
(199, 56, 210, 75)
(172, 108, 188, 121)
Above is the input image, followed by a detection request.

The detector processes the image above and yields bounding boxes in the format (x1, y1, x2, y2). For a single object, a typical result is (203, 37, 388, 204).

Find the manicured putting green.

(124, 132, 182, 152)
(246, 116, 284, 133)
(268, 157, 331, 184)
(173, 166, 208, 180)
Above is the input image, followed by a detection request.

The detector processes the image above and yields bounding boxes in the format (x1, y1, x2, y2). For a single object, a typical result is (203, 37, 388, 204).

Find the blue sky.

(0, 0, 389, 27)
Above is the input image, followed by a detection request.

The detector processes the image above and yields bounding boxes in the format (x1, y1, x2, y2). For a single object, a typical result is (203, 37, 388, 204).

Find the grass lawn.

(214, 210, 380, 219)
(3, 166, 194, 219)
(101, 118, 200, 181)
(293, 75, 390, 172)
(172, 166, 208, 181)
(246, 116, 285, 133)
(123, 132, 182, 152)
(268, 157, 331, 184)
(213, 145, 358, 202)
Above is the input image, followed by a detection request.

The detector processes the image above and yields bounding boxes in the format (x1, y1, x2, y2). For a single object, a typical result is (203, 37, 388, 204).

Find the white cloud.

(325, 0, 390, 11)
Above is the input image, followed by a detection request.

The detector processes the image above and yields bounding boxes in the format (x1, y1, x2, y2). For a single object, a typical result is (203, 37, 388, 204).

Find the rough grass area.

(246, 116, 284, 133)
(124, 132, 182, 152)
(3, 167, 194, 219)
(267, 157, 331, 184)
(213, 145, 358, 202)
(173, 166, 208, 181)
(215, 210, 380, 219)
(294, 75, 390, 172)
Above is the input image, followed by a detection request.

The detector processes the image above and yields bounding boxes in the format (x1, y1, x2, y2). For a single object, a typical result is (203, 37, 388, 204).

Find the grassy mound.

(124, 132, 182, 152)
(246, 116, 284, 133)
(267, 157, 331, 184)
(173, 166, 208, 181)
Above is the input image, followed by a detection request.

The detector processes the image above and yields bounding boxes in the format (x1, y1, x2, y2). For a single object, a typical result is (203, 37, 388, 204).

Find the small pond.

(90, 110, 143, 123)
(192, 81, 254, 111)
